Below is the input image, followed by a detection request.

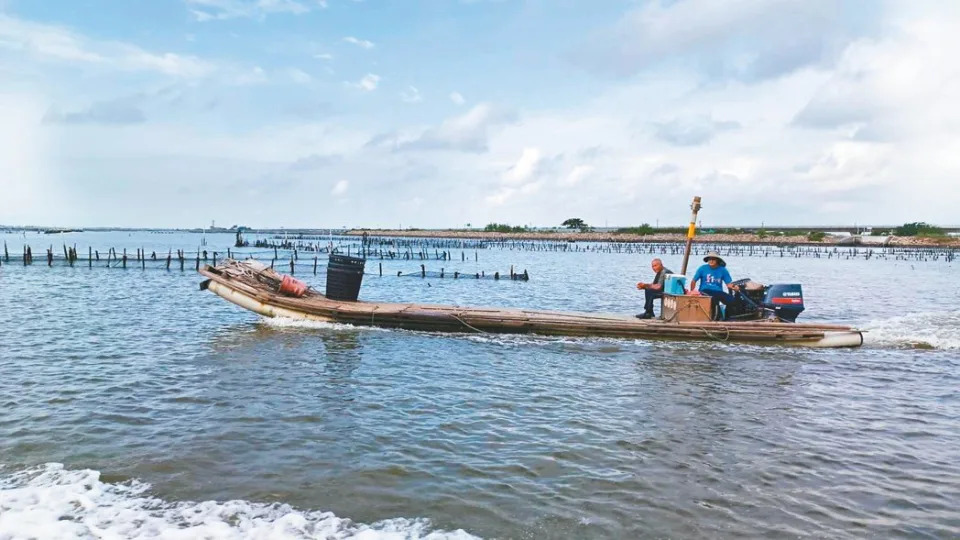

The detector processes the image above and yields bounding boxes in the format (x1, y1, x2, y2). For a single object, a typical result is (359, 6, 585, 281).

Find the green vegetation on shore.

(614, 225, 828, 240)
(615, 224, 688, 235)
(894, 222, 944, 237)
(484, 223, 529, 233)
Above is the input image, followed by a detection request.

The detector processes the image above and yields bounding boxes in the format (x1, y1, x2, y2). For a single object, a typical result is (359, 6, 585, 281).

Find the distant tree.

(562, 218, 586, 230)
(756, 228, 768, 239)
(895, 222, 943, 236)
(807, 231, 826, 242)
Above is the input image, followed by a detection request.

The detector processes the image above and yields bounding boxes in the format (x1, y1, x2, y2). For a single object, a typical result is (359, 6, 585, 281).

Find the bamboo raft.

(198, 260, 864, 348)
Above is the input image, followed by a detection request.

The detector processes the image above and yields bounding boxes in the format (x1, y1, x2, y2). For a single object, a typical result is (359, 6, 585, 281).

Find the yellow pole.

(680, 196, 702, 276)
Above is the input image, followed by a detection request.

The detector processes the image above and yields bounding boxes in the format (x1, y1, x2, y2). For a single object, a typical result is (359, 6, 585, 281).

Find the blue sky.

(1, 0, 958, 228)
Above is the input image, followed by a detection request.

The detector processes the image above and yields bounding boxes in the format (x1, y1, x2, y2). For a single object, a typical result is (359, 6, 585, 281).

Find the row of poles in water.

(249, 234, 959, 263)
(0, 241, 529, 281)
(3, 234, 957, 274)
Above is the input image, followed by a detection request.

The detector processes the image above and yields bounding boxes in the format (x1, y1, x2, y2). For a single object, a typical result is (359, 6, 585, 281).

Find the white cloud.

(449, 91, 465, 105)
(348, 73, 380, 91)
(488, 147, 548, 206)
(287, 67, 312, 84)
(486, 180, 544, 207)
(331, 179, 349, 195)
(397, 103, 519, 153)
(235, 65, 268, 85)
(400, 85, 422, 103)
(186, 0, 312, 21)
(43, 99, 145, 125)
(561, 164, 594, 186)
(343, 36, 374, 49)
(0, 14, 214, 77)
(314, 53, 333, 61)
(574, 0, 863, 81)
(502, 148, 541, 185)
(653, 115, 741, 146)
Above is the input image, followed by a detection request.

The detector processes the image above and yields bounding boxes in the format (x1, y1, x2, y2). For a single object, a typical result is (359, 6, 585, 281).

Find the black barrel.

(326, 253, 366, 301)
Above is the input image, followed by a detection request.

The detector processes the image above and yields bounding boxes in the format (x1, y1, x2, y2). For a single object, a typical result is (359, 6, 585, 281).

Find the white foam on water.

(259, 317, 384, 333)
(863, 310, 960, 350)
(0, 463, 479, 540)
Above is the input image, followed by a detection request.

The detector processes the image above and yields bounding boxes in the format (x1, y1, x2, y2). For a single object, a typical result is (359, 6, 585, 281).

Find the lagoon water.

(1, 230, 958, 538)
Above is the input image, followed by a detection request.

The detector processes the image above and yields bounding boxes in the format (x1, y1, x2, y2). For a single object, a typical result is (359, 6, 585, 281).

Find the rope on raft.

(451, 313, 489, 334)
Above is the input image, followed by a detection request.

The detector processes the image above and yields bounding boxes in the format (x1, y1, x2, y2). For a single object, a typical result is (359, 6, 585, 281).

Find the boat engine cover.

(763, 284, 804, 322)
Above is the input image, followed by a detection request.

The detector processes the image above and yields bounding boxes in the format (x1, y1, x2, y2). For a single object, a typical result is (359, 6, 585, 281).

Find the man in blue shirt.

(689, 251, 740, 313)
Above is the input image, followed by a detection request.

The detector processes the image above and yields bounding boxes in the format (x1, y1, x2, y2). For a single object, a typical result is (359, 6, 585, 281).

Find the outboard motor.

(763, 284, 804, 322)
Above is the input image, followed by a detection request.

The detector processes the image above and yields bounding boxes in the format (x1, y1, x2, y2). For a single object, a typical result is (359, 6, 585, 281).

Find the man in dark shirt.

(636, 258, 672, 319)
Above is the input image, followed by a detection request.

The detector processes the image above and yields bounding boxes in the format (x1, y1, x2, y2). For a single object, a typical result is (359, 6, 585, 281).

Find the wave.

(863, 311, 960, 350)
(0, 463, 478, 540)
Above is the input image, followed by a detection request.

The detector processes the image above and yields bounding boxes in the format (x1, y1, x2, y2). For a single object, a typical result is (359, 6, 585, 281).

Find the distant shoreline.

(3, 226, 957, 248)
(344, 229, 960, 248)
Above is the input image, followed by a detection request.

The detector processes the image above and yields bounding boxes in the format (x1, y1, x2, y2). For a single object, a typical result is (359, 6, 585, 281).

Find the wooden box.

(661, 294, 714, 322)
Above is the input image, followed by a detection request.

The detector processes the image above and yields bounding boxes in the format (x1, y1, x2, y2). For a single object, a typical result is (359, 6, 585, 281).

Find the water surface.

(1, 230, 958, 538)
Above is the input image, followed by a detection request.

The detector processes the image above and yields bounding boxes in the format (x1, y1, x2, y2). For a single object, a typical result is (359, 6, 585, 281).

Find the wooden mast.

(680, 196, 702, 276)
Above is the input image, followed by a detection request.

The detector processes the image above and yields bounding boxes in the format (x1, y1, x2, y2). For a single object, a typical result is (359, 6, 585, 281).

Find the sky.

(1, 0, 958, 229)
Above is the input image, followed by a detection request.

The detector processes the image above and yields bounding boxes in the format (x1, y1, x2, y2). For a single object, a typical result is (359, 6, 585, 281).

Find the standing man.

(636, 258, 673, 319)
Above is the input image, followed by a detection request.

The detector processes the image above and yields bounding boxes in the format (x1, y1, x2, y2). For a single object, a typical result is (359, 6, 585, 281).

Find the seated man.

(688, 251, 740, 316)
(636, 258, 672, 319)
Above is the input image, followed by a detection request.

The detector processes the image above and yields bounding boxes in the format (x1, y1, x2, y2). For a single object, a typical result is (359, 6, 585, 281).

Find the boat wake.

(0, 463, 478, 540)
(259, 316, 386, 333)
(863, 311, 960, 350)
